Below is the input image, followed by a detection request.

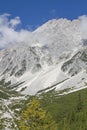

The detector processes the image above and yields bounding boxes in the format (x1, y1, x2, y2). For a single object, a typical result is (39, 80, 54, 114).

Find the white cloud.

(0, 13, 87, 48)
(0, 13, 32, 48)
(10, 16, 21, 28)
(78, 15, 87, 39)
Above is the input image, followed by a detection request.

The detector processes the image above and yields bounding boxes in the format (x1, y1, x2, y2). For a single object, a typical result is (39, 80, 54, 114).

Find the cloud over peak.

(78, 15, 87, 39)
(0, 13, 32, 48)
(0, 13, 87, 48)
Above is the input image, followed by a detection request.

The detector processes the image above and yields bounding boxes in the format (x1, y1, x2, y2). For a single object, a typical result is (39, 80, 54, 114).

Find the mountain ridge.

(0, 18, 87, 95)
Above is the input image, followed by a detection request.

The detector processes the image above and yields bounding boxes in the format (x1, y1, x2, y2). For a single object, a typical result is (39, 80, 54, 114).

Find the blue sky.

(0, 0, 87, 30)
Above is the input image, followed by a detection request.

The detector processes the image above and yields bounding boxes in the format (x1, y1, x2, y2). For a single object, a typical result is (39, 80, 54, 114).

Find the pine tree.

(18, 98, 58, 130)
(76, 93, 83, 112)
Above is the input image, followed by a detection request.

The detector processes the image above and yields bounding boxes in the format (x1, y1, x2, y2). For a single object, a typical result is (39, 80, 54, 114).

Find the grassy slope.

(1, 77, 87, 129)
(39, 88, 87, 129)
(8, 87, 87, 130)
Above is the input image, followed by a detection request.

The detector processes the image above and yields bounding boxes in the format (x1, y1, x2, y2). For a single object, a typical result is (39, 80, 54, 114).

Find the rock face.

(0, 44, 52, 77)
(61, 48, 87, 76)
(0, 18, 87, 95)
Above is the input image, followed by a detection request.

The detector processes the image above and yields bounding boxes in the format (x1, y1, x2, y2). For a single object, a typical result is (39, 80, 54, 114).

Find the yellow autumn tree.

(18, 98, 58, 130)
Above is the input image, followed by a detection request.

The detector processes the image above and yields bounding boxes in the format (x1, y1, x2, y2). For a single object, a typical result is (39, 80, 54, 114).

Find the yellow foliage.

(18, 98, 58, 130)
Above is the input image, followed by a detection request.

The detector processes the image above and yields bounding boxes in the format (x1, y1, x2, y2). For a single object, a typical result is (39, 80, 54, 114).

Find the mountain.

(0, 18, 87, 95)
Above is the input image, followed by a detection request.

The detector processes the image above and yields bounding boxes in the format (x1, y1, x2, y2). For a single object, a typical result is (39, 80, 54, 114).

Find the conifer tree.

(76, 93, 83, 112)
(18, 98, 58, 130)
